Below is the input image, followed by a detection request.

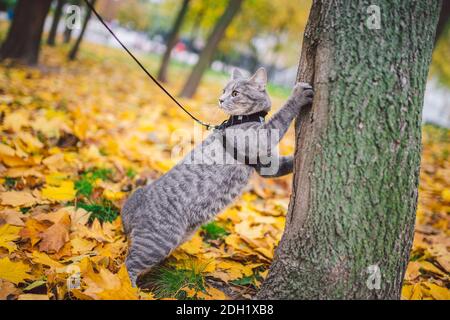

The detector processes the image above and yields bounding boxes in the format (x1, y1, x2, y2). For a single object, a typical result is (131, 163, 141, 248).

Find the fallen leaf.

(0, 257, 32, 284)
(0, 279, 21, 300)
(0, 224, 22, 253)
(29, 251, 64, 269)
(0, 209, 26, 226)
(0, 191, 38, 207)
(38, 213, 70, 253)
(17, 294, 49, 300)
(41, 181, 76, 202)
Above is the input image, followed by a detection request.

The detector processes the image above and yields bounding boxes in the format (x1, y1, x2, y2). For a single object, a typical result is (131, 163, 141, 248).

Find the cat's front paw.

(291, 82, 314, 107)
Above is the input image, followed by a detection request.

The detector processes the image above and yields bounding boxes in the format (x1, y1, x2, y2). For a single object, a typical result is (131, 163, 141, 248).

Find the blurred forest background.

(0, 0, 448, 300)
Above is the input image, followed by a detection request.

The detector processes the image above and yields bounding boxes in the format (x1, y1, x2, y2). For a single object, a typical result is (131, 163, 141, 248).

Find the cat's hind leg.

(125, 228, 184, 287)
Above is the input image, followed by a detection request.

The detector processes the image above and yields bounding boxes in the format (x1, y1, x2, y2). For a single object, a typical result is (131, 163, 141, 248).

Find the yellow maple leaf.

(179, 233, 204, 255)
(0, 224, 22, 253)
(17, 132, 44, 152)
(30, 251, 64, 269)
(103, 189, 126, 201)
(234, 220, 264, 239)
(45, 172, 69, 186)
(41, 181, 76, 201)
(20, 218, 47, 247)
(83, 265, 138, 300)
(71, 237, 97, 255)
(441, 188, 450, 203)
(421, 282, 450, 300)
(0, 257, 32, 284)
(203, 286, 228, 300)
(0, 143, 16, 157)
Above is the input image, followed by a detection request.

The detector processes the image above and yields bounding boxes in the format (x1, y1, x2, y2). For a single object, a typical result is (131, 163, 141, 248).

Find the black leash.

(83, 0, 215, 130)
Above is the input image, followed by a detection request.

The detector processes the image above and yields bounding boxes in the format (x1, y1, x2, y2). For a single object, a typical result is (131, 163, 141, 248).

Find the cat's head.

(218, 67, 271, 115)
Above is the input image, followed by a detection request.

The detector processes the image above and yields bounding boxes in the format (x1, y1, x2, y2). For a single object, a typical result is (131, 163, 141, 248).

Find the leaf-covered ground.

(0, 44, 448, 300)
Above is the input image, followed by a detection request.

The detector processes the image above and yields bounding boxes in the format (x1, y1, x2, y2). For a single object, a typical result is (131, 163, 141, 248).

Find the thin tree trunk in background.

(435, 0, 450, 44)
(257, 0, 441, 299)
(63, 25, 73, 43)
(0, 0, 53, 65)
(48, 0, 66, 46)
(68, 0, 97, 61)
(179, 0, 243, 98)
(157, 0, 191, 83)
(188, 5, 206, 45)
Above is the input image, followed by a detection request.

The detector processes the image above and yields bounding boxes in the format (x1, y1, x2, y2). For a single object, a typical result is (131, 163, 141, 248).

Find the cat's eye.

(231, 90, 239, 97)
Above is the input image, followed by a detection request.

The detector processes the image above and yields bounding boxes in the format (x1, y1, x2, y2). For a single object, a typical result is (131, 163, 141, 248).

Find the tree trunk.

(63, 25, 73, 44)
(157, 0, 191, 83)
(0, 0, 53, 65)
(188, 5, 206, 46)
(435, 0, 450, 44)
(257, 0, 441, 300)
(68, 0, 97, 61)
(48, 0, 66, 46)
(179, 0, 243, 98)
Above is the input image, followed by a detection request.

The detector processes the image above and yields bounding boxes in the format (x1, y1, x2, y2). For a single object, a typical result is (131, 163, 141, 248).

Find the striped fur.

(121, 68, 313, 286)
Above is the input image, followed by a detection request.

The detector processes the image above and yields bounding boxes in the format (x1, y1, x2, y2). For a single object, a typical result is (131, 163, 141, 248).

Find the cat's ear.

(231, 68, 244, 80)
(249, 67, 267, 88)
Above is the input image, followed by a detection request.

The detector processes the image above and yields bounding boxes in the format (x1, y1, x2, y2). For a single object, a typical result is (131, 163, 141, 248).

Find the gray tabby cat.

(121, 67, 313, 286)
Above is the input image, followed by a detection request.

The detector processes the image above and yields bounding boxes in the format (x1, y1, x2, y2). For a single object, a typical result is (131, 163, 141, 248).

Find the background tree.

(48, 0, 66, 46)
(157, 0, 191, 83)
(187, 2, 207, 46)
(0, 0, 53, 65)
(68, 0, 97, 61)
(62, 0, 80, 44)
(63, 25, 73, 43)
(258, 0, 441, 299)
(116, 0, 152, 31)
(179, 0, 243, 98)
(435, 0, 450, 44)
(218, 0, 310, 73)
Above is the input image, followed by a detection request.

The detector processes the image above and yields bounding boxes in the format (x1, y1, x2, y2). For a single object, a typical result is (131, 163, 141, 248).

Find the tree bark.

(257, 0, 441, 300)
(435, 0, 450, 44)
(0, 0, 53, 65)
(157, 0, 191, 83)
(179, 0, 243, 98)
(68, 0, 97, 61)
(48, 0, 66, 46)
(63, 25, 73, 43)
(188, 4, 206, 46)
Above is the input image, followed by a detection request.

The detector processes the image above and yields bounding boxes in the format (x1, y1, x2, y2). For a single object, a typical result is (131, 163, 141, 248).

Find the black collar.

(214, 111, 268, 130)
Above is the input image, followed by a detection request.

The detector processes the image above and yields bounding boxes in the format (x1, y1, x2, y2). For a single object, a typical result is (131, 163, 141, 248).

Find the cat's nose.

(219, 98, 224, 104)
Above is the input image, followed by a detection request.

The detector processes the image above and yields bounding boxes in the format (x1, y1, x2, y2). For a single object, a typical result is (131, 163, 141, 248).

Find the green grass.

(75, 167, 113, 197)
(142, 265, 206, 299)
(3, 176, 17, 189)
(126, 167, 137, 178)
(230, 275, 256, 286)
(74, 178, 94, 198)
(72, 167, 118, 222)
(74, 199, 119, 223)
(200, 221, 229, 240)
